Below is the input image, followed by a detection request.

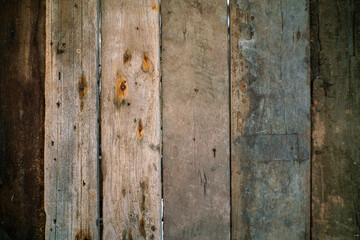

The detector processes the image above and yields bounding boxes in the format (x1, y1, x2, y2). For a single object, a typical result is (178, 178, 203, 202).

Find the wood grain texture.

(311, 0, 360, 238)
(0, 0, 46, 239)
(45, 0, 100, 239)
(230, 0, 310, 239)
(161, 1, 230, 239)
(101, 1, 161, 239)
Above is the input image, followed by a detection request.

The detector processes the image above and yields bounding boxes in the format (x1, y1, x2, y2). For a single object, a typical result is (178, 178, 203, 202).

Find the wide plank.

(162, 1, 230, 239)
(0, 0, 45, 239)
(311, 0, 360, 238)
(230, 0, 310, 239)
(44, 0, 100, 238)
(101, 1, 162, 239)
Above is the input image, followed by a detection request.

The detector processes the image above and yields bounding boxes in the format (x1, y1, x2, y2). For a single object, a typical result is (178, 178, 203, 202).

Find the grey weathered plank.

(101, 1, 161, 239)
(161, 1, 230, 239)
(0, 0, 46, 238)
(311, 0, 360, 238)
(44, 0, 99, 239)
(230, 0, 310, 239)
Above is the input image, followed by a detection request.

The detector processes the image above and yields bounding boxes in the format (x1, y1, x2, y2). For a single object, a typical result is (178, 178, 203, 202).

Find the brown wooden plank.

(161, 1, 230, 239)
(311, 0, 360, 238)
(230, 0, 310, 239)
(0, 0, 46, 239)
(101, 1, 161, 239)
(44, 0, 100, 238)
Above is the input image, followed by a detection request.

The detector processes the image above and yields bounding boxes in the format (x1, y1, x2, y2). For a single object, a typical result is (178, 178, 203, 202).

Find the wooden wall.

(0, 0, 358, 239)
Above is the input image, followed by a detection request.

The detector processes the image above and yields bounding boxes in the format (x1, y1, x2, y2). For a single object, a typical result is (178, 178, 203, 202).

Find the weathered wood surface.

(162, 1, 230, 239)
(0, 0, 46, 239)
(230, 0, 310, 239)
(101, 1, 161, 239)
(44, 0, 100, 239)
(311, 0, 360, 238)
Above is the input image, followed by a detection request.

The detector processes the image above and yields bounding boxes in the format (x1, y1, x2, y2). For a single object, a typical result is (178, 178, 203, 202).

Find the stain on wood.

(162, 0, 230, 239)
(311, 0, 360, 238)
(75, 230, 91, 240)
(141, 53, 152, 73)
(101, 0, 161, 239)
(137, 119, 144, 139)
(230, 0, 310, 239)
(0, 0, 46, 239)
(44, 0, 100, 239)
(116, 77, 128, 100)
(79, 74, 88, 100)
(123, 50, 132, 64)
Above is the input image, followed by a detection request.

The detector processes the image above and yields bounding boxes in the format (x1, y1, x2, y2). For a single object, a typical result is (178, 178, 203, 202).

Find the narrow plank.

(0, 0, 46, 238)
(101, 1, 161, 239)
(311, 0, 360, 238)
(230, 0, 310, 239)
(44, 0, 100, 239)
(162, 1, 230, 239)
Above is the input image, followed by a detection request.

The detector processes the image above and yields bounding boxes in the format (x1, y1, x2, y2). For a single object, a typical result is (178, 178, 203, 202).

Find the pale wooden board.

(161, 1, 230, 239)
(311, 0, 360, 238)
(101, 1, 161, 239)
(230, 0, 310, 239)
(44, 0, 99, 239)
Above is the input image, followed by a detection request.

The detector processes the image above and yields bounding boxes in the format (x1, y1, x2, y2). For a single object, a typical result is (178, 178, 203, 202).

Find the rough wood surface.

(161, 1, 230, 239)
(44, 0, 100, 239)
(0, 0, 46, 239)
(311, 0, 360, 238)
(101, 1, 161, 239)
(230, 0, 310, 239)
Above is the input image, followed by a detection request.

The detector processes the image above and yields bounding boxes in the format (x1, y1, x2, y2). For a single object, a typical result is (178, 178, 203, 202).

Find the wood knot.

(79, 74, 88, 99)
(237, 9, 243, 22)
(137, 119, 144, 139)
(123, 50, 132, 64)
(141, 53, 153, 72)
(57, 42, 65, 54)
(116, 77, 128, 99)
(240, 81, 247, 92)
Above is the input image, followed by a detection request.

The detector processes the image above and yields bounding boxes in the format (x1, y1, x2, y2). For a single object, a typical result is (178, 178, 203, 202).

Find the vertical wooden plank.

(101, 1, 161, 239)
(230, 0, 310, 239)
(311, 0, 360, 238)
(0, 0, 46, 239)
(162, 1, 230, 239)
(45, 0, 99, 239)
